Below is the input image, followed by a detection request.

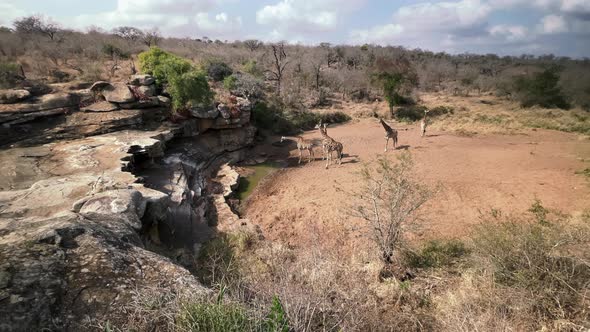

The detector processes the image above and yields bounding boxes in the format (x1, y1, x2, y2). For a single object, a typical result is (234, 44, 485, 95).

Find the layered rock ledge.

(0, 76, 258, 331)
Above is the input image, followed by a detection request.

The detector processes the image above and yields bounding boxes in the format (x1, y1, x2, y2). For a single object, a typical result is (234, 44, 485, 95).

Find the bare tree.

(142, 28, 161, 47)
(112, 26, 144, 44)
(13, 15, 61, 41)
(243, 39, 263, 52)
(352, 153, 432, 267)
(266, 42, 290, 96)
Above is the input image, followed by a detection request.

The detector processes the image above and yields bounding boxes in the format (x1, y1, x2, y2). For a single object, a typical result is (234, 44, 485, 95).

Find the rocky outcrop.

(0, 93, 80, 126)
(0, 75, 258, 331)
(129, 74, 155, 86)
(101, 83, 135, 103)
(0, 89, 31, 104)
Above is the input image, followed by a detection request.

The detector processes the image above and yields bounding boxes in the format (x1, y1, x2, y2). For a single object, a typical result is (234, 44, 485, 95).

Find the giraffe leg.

(385, 138, 389, 152)
(298, 149, 302, 164)
(309, 149, 313, 163)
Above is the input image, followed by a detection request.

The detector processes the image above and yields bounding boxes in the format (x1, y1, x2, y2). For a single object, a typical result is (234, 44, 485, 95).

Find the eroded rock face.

(0, 75, 258, 331)
(190, 105, 219, 119)
(0, 89, 31, 104)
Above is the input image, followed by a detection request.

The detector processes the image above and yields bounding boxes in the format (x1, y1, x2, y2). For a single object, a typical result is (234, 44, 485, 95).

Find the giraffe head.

(280, 136, 286, 143)
(314, 119, 323, 129)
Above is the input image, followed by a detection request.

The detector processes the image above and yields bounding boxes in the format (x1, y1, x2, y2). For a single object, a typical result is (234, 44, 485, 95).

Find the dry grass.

(421, 93, 590, 137)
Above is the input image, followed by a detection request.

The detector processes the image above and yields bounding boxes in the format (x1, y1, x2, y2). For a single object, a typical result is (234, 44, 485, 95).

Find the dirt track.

(244, 118, 590, 246)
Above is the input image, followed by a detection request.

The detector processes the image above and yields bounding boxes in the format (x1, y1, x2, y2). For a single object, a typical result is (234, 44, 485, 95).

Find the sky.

(1, 0, 589, 57)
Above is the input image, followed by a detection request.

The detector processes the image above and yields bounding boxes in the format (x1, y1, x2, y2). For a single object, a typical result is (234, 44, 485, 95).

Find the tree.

(266, 42, 289, 96)
(352, 153, 432, 268)
(142, 28, 161, 47)
(13, 15, 61, 41)
(515, 66, 570, 109)
(244, 39, 263, 52)
(371, 56, 418, 117)
(112, 26, 144, 44)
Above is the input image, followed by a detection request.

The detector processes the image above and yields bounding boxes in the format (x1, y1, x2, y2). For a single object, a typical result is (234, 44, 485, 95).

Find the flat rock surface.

(81, 100, 119, 112)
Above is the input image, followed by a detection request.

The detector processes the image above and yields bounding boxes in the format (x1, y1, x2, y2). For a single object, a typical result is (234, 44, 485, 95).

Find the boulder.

(129, 74, 155, 86)
(136, 84, 156, 97)
(218, 103, 231, 119)
(236, 97, 252, 111)
(77, 189, 146, 230)
(102, 83, 136, 103)
(0, 89, 31, 104)
(157, 95, 171, 105)
(89, 81, 112, 92)
(190, 106, 219, 119)
(118, 97, 161, 109)
(81, 101, 119, 112)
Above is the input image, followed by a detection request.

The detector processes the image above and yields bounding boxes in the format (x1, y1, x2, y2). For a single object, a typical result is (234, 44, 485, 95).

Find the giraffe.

(280, 135, 315, 164)
(314, 121, 343, 169)
(380, 118, 398, 152)
(420, 110, 429, 137)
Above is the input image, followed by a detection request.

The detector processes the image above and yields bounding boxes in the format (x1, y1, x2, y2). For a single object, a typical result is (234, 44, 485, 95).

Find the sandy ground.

(244, 117, 590, 246)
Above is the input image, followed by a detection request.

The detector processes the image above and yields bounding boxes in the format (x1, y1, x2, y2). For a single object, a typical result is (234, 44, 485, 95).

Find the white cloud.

(489, 24, 529, 40)
(350, 0, 493, 48)
(539, 14, 568, 33)
(393, 0, 491, 31)
(0, 2, 25, 26)
(256, 0, 366, 36)
(68, 0, 241, 39)
(350, 24, 404, 44)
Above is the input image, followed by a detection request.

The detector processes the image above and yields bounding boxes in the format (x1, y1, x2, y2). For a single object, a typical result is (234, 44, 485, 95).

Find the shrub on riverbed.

(252, 101, 350, 134)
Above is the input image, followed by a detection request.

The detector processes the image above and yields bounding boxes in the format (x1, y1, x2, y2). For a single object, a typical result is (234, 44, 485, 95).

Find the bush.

(0, 62, 22, 89)
(206, 61, 233, 82)
(138, 47, 213, 111)
(223, 75, 237, 91)
(404, 239, 468, 269)
(242, 60, 263, 77)
(251, 101, 350, 134)
(177, 302, 257, 332)
(138, 47, 192, 84)
(101, 43, 129, 59)
(229, 73, 265, 99)
(168, 70, 214, 111)
(515, 67, 570, 109)
(395, 105, 428, 122)
(428, 105, 454, 117)
(472, 210, 590, 323)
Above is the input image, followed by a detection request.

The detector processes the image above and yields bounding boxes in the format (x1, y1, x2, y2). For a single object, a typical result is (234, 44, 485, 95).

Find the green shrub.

(168, 70, 214, 111)
(263, 296, 289, 332)
(0, 62, 22, 89)
(177, 302, 257, 332)
(138, 47, 213, 111)
(428, 105, 454, 117)
(242, 60, 263, 77)
(395, 105, 428, 122)
(138, 47, 192, 84)
(404, 239, 469, 268)
(252, 101, 350, 134)
(515, 67, 570, 109)
(223, 75, 237, 91)
(206, 61, 233, 82)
